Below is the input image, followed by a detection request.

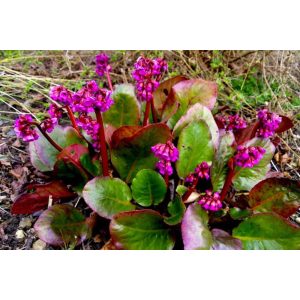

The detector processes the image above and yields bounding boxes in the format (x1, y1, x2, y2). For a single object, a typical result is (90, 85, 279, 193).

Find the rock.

(32, 239, 47, 250)
(295, 217, 300, 224)
(19, 217, 32, 229)
(15, 229, 25, 240)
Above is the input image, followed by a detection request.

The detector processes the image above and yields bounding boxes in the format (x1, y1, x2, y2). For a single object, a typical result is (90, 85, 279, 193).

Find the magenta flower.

(132, 56, 167, 102)
(216, 114, 247, 131)
(76, 114, 100, 151)
(48, 104, 62, 119)
(49, 85, 73, 106)
(94, 89, 114, 112)
(40, 118, 57, 133)
(185, 162, 210, 184)
(256, 109, 282, 138)
(198, 190, 222, 212)
(95, 53, 112, 77)
(14, 114, 39, 142)
(151, 141, 179, 162)
(195, 162, 210, 180)
(156, 160, 173, 176)
(234, 145, 266, 168)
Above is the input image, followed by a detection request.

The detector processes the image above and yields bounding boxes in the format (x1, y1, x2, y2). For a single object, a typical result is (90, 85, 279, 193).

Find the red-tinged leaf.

(153, 76, 188, 121)
(211, 229, 242, 250)
(276, 115, 293, 134)
(234, 121, 260, 145)
(248, 178, 300, 218)
(111, 124, 172, 182)
(34, 204, 90, 247)
(168, 78, 218, 128)
(11, 181, 75, 214)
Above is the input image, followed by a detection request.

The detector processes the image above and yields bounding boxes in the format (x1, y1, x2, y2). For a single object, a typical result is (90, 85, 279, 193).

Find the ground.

(0, 50, 299, 249)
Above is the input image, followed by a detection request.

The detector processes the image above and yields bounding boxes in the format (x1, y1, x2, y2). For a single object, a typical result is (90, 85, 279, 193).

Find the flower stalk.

(95, 109, 109, 177)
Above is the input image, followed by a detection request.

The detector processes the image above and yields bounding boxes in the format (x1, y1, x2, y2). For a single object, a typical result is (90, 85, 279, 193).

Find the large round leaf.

(168, 78, 217, 128)
(248, 178, 300, 218)
(176, 120, 214, 179)
(173, 103, 219, 148)
(34, 204, 90, 247)
(181, 203, 213, 250)
(103, 84, 140, 127)
(211, 131, 235, 192)
(232, 138, 275, 191)
(131, 169, 167, 207)
(111, 124, 172, 183)
(233, 213, 300, 250)
(110, 209, 175, 250)
(29, 125, 86, 172)
(83, 177, 135, 219)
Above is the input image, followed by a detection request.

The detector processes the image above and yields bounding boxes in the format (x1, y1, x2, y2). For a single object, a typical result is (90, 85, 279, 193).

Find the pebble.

(32, 239, 47, 250)
(295, 217, 300, 224)
(19, 217, 32, 229)
(15, 229, 25, 240)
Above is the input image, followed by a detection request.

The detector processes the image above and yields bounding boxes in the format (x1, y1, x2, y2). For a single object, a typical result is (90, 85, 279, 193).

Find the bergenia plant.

(11, 53, 300, 250)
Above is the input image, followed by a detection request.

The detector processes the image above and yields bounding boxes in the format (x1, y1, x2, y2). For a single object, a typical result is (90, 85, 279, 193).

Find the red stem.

(35, 123, 63, 152)
(182, 177, 199, 202)
(164, 174, 169, 187)
(150, 98, 157, 123)
(220, 159, 235, 201)
(143, 100, 151, 126)
(66, 105, 79, 132)
(105, 70, 113, 92)
(95, 109, 109, 177)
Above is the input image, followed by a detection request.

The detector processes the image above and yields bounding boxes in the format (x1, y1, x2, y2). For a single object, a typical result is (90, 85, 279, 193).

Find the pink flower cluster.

(14, 114, 39, 142)
(234, 145, 266, 168)
(72, 80, 113, 113)
(185, 162, 210, 184)
(95, 53, 112, 77)
(256, 109, 282, 138)
(216, 114, 247, 131)
(198, 190, 222, 211)
(151, 141, 179, 176)
(49, 85, 73, 106)
(132, 57, 168, 102)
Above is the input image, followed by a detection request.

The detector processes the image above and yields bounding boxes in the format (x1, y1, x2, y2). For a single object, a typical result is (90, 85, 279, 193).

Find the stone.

(19, 217, 32, 229)
(15, 229, 25, 240)
(32, 239, 47, 250)
(295, 217, 300, 224)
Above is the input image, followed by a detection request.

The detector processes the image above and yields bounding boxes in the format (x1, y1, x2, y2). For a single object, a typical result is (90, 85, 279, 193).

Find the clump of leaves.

(12, 53, 299, 250)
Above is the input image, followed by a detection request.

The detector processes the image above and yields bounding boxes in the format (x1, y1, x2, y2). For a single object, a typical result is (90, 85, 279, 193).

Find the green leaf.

(168, 79, 217, 128)
(131, 169, 167, 207)
(34, 204, 90, 247)
(103, 84, 140, 127)
(29, 126, 86, 172)
(176, 185, 188, 197)
(211, 229, 242, 250)
(229, 207, 252, 220)
(173, 103, 219, 148)
(110, 209, 175, 250)
(233, 213, 300, 250)
(111, 124, 172, 183)
(211, 132, 235, 192)
(181, 203, 213, 250)
(82, 177, 135, 219)
(232, 138, 275, 191)
(176, 121, 214, 179)
(248, 178, 300, 218)
(164, 196, 186, 226)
